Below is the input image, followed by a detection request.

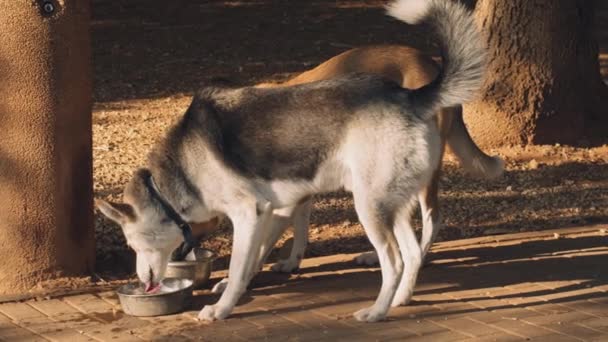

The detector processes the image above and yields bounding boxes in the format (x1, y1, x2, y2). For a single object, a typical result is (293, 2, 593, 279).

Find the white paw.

(390, 293, 413, 307)
(211, 278, 229, 294)
(354, 251, 379, 266)
(197, 304, 231, 321)
(353, 306, 386, 322)
(271, 258, 300, 273)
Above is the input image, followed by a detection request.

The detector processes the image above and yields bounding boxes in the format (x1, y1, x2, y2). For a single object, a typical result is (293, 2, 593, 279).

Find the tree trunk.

(0, 1, 94, 294)
(463, 0, 608, 147)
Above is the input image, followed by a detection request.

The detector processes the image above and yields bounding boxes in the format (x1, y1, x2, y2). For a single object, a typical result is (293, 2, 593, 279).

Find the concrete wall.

(0, 0, 94, 294)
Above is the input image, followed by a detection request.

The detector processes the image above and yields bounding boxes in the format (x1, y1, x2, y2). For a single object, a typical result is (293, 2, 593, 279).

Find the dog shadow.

(188, 234, 607, 321)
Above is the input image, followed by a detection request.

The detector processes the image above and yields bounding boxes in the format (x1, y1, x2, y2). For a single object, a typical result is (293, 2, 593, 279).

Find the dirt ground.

(91, 0, 608, 278)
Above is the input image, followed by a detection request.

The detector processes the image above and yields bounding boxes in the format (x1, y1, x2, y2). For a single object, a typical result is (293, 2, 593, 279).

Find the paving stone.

(174, 318, 248, 341)
(463, 333, 524, 342)
(466, 297, 514, 310)
(77, 322, 145, 341)
(96, 291, 121, 307)
(501, 295, 547, 307)
(311, 299, 372, 320)
(0, 328, 48, 342)
(414, 291, 455, 301)
(560, 300, 608, 318)
(589, 283, 608, 293)
(284, 319, 370, 342)
(133, 325, 192, 342)
(407, 329, 470, 341)
(537, 287, 602, 303)
(491, 307, 545, 320)
(575, 317, 608, 333)
(397, 319, 449, 336)
(527, 303, 573, 316)
(28, 299, 81, 317)
(539, 321, 605, 341)
(360, 319, 418, 340)
(0, 302, 46, 320)
(2, 230, 608, 341)
(277, 309, 347, 329)
(523, 311, 596, 325)
(431, 301, 480, 318)
(447, 288, 492, 301)
(463, 310, 511, 324)
(64, 294, 114, 315)
(391, 302, 442, 319)
(245, 312, 308, 330)
(16, 317, 97, 342)
(527, 333, 583, 342)
(0, 315, 47, 342)
(486, 319, 559, 339)
(428, 317, 508, 338)
(218, 317, 258, 335)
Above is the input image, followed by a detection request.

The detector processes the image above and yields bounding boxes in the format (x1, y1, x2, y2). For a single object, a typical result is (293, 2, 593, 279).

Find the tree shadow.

(91, 0, 436, 103)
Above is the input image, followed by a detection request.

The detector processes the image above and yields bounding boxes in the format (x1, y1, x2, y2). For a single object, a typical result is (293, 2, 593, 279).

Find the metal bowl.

(117, 278, 193, 317)
(165, 248, 215, 289)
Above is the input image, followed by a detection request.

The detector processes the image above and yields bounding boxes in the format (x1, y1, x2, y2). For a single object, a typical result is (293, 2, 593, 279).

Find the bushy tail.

(387, 0, 486, 117)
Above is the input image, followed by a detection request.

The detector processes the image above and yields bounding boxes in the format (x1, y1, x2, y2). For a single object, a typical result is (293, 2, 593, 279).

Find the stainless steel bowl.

(117, 278, 193, 317)
(165, 248, 215, 289)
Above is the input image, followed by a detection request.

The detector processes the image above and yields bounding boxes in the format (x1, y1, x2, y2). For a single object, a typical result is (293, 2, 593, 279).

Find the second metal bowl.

(165, 248, 215, 289)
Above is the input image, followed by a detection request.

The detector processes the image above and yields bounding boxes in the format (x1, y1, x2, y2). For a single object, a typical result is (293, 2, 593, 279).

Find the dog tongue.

(145, 282, 160, 294)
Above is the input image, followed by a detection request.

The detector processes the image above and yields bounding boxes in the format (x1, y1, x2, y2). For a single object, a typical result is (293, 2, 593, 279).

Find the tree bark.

(0, 0, 94, 294)
(463, 0, 608, 147)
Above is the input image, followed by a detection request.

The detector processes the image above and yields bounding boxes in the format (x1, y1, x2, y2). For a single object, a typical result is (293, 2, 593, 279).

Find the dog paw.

(211, 278, 229, 294)
(271, 259, 300, 273)
(354, 251, 379, 266)
(390, 293, 413, 307)
(353, 306, 387, 322)
(197, 304, 231, 322)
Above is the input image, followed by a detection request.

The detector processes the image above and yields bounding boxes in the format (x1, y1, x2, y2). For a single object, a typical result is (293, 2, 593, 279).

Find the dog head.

(96, 169, 184, 293)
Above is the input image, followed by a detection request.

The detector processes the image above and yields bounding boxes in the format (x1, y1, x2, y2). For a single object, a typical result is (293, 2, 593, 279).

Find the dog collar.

(145, 174, 197, 261)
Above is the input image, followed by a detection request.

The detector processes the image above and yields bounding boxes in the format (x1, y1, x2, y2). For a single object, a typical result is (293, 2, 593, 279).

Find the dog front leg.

(198, 202, 273, 321)
(212, 206, 296, 294)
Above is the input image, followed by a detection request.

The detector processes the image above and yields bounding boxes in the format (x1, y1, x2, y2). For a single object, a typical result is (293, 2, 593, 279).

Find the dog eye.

(160, 218, 172, 225)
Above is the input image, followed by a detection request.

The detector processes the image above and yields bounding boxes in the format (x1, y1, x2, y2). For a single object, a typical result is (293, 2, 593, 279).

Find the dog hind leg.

(418, 169, 443, 262)
(352, 192, 403, 322)
(272, 198, 313, 273)
(391, 199, 423, 307)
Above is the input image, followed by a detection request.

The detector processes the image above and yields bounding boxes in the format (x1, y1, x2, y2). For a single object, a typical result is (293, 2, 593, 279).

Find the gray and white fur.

(97, 0, 486, 323)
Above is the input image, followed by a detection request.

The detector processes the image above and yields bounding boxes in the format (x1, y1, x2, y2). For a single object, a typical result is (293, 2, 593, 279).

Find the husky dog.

(199, 45, 504, 277)
(97, 0, 486, 322)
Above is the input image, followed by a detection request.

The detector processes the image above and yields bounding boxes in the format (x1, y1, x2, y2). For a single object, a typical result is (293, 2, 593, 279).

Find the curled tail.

(387, 0, 486, 117)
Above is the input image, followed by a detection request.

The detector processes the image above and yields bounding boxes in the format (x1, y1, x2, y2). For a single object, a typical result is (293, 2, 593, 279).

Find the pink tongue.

(145, 282, 160, 294)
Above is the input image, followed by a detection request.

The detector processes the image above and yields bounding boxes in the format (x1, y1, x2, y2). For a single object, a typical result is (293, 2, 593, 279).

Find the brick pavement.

(0, 226, 606, 341)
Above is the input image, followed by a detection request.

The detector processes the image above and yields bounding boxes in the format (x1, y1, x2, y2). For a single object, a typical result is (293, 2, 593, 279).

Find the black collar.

(144, 174, 197, 261)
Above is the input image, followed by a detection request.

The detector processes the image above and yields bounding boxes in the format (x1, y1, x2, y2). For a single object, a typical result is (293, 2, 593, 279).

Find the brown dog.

(190, 45, 503, 268)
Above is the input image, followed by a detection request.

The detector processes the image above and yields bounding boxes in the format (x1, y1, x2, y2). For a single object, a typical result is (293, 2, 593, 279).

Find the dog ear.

(95, 199, 136, 225)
